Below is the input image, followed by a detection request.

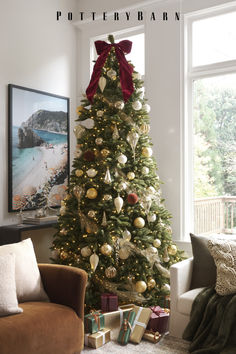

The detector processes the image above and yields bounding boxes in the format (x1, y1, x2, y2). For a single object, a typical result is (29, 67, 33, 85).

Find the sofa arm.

(170, 257, 193, 309)
(38, 264, 87, 319)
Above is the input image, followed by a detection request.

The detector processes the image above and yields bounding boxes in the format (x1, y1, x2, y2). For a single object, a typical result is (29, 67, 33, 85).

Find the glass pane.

(193, 74, 236, 235)
(192, 12, 236, 66)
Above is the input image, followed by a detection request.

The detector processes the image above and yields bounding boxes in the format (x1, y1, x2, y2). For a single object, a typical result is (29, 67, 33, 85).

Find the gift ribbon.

(97, 331, 106, 345)
(120, 311, 132, 344)
(86, 39, 134, 103)
(131, 306, 147, 332)
(150, 306, 165, 316)
(89, 311, 101, 330)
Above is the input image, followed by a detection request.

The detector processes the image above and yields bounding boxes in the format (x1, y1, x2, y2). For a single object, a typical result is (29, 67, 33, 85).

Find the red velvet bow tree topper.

(86, 39, 134, 103)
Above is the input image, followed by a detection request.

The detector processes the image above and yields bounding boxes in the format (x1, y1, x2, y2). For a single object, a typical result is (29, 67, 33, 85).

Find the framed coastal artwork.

(8, 84, 70, 212)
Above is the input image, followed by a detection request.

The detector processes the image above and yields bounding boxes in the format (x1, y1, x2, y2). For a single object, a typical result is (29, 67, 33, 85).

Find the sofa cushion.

(0, 239, 48, 303)
(190, 233, 216, 289)
(0, 253, 23, 317)
(0, 302, 83, 354)
(177, 288, 205, 315)
(208, 239, 236, 296)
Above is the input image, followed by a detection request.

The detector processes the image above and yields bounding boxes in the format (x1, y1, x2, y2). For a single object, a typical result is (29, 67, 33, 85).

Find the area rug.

(82, 334, 190, 353)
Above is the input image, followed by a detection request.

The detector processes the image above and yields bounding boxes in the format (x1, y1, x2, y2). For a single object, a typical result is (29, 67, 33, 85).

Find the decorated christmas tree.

(52, 35, 184, 309)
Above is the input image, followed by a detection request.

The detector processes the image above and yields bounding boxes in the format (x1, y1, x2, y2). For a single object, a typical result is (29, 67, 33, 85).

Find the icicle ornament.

(90, 252, 99, 272)
(126, 131, 139, 159)
(104, 167, 112, 184)
(112, 124, 120, 140)
(114, 195, 123, 213)
(98, 77, 106, 92)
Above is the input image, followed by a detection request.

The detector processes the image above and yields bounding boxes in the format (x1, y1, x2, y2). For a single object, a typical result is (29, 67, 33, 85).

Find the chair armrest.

(38, 264, 87, 319)
(170, 258, 193, 309)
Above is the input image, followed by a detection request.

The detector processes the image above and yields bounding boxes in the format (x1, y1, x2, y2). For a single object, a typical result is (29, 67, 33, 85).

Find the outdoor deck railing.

(194, 196, 236, 235)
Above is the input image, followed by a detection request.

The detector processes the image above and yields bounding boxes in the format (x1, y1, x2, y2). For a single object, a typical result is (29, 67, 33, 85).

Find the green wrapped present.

(84, 311, 105, 334)
(117, 310, 136, 345)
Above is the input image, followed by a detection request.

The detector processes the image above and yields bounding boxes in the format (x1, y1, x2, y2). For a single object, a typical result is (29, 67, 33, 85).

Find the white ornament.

(86, 168, 97, 178)
(73, 125, 85, 139)
(147, 246, 158, 254)
(132, 101, 142, 111)
(147, 214, 157, 223)
(104, 167, 112, 184)
(101, 211, 107, 227)
(126, 131, 139, 156)
(163, 256, 170, 263)
(147, 186, 156, 195)
(153, 239, 161, 248)
(114, 195, 123, 213)
(132, 72, 142, 80)
(143, 103, 151, 113)
(81, 246, 92, 257)
(107, 69, 116, 79)
(118, 154, 127, 164)
(114, 101, 124, 110)
(119, 182, 127, 190)
(142, 167, 149, 175)
(60, 206, 66, 215)
(90, 252, 99, 272)
(98, 77, 106, 92)
(119, 248, 130, 260)
(162, 283, 170, 292)
(112, 124, 120, 140)
(122, 229, 131, 241)
(127, 172, 135, 180)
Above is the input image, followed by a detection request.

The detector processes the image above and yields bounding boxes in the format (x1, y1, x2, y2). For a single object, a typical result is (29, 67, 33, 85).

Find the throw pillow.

(208, 239, 236, 296)
(0, 238, 48, 303)
(0, 253, 23, 316)
(190, 233, 216, 289)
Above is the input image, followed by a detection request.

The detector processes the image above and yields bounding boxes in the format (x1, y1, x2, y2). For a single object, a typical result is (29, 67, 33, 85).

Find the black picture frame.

(8, 84, 70, 212)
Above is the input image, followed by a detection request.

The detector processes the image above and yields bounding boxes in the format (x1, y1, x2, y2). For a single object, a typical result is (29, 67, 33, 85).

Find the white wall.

(75, 0, 233, 256)
(0, 0, 78, 227)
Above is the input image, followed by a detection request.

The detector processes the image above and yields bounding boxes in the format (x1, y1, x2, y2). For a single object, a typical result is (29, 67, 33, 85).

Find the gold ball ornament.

(142, 147, 153, 158)
(135, 280, 147, 293)
(114, 101, 124, 110)
(100, 243, 113, 256)
(153, 239, 162, 248)
(147, 278, 156, 289)
(95, 137, 103, 145)
(101, 149, 110, 158)
(127, 172, 135, 180)
(119, 248, 130, 260)
(75, 169, 83, 177)
(105, 266, 117, 279)
(140, 123, 150, 134)
(76, 105, 84, 115)
(134, 217, 145, 228)
(162, 283, 170, 292)
(81, 246, 92, 257)
(86, 188, 98, 199)
(60, 251, 68, 260)
(88, 210, 96, 218)
(60, 206, 66, 215)
(97, 110, 104, 117)
(104, 194, 112, 201)
(168, 244, 177, 255)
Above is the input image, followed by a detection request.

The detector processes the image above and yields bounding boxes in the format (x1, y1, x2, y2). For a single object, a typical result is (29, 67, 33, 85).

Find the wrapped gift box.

(84, 328, 111, 349)
(101, 293, 118, 312)
(117, 310, 136, 345)
(129, 305, 152, 344)
(147, 306, 169, 334)
(143, 330, 162, 343)
(84, 311, 105, 334)
(102, 304, 134, 340)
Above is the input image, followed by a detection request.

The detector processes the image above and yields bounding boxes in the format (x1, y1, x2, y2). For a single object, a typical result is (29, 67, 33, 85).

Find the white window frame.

(182, 3, 236, 240)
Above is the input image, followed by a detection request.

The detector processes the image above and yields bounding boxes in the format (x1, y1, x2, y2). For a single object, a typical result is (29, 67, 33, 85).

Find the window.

(184, 6, 236, 238)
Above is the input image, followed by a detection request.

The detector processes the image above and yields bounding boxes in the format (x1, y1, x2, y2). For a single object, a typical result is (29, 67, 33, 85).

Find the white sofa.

(169, 257, 205, 338)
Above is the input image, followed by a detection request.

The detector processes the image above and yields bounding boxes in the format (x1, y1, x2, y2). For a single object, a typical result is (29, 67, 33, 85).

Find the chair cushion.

(0, 239, 48, 303)
(190, 233, 216, 289)
(0, 302, 83, 354)
(177, 288, 205, 315)
(0, 253, 23, 317)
